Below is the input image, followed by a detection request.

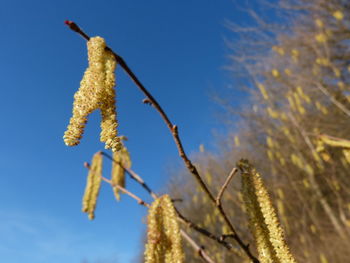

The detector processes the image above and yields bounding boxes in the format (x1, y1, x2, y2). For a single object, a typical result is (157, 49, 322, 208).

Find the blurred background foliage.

(168, 0, 350, 262)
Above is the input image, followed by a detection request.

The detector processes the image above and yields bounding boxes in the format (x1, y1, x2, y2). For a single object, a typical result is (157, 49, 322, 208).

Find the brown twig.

(67, 21, 259, 262)
(180, 229, 216, 263)
(216, 168, 237, 206)
(85, 161, 216, 263)
(85, 163, 150, 207)
(175, 207, 234, 251)
(101, 151, 158, 199)
(101, 152, 244, 258)
(102, 152, 238, 250)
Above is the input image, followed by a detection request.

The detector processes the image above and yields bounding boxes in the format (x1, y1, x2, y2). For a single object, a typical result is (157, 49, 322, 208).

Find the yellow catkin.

(144, 195, 184, 263)
(343, 149, 350, 163)
(315, 18, 324, 28)
(111, 146, 131, 201)
(316, 57, 329, 66)
(287, 94, 296, 111)
(234, 135, 240, 147)
(63, 36, 121, 152)
(82, 152, 103, 220)
(257, 83, 269, 100)
(319, 134, 350, 148)
(337, 81, 345, 90)
(267, 150, 274, 161)
(272, 46, 285, 56)
(267, 107, 279, 119)
(271, 69, 280, 78)
(291, 49, 299, 62)
(320, 253, 328, 263)
(333, 11, 344, 20)
(266, 136, 274, 148)
(239, 160, 296, 263)
(315, 33, 327, 43)
(284, 68, 292, 76)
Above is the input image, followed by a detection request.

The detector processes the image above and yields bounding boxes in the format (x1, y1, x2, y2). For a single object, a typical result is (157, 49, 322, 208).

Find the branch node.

(143, 98, 152, 105)
(84, 162, 90, 169)
(216, 168, 237, 206)
(172, 125, 178, 133)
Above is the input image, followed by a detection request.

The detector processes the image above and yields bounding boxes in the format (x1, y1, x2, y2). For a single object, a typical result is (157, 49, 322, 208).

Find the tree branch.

(67, 21, 259, 262)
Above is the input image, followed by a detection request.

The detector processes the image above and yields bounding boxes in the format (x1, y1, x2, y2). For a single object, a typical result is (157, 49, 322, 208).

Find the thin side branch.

(216, 168, 237, 206)
(102, 152, 158, 199)
(102, 153, 241, 254)
(85, 163, 150, 207)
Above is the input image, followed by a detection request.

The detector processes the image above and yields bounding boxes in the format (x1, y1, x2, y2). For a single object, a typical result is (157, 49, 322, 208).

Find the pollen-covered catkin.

(144, 195, 184, 263)
(111, 146, 131, 200)
(63, 36, 121, 152)
(82, 152, 103, 220)
(239, 159, 296, 263)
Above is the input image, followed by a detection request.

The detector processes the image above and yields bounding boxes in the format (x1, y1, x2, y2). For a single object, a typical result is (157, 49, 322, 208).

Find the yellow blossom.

(111, 146, 131, 201)
(267, 107, 279, 119)
(239, 160, 296, 263)
(272, 46, 285, 56)
(82, 152, 103, 220)
(333, 11, 344, 20)
(315, 18, 324, 28)
(284, 68, 292, 76)
(234, 135, 240, 147)
(315, 33, 327, 43)
(257, 83, 269, 100)
(144, 195, 184, 263)
(271, 69, 280, 78)
(63, 36, 121, 152)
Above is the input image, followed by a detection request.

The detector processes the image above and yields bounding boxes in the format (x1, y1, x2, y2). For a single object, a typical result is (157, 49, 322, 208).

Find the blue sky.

(0, 1, 258, 262)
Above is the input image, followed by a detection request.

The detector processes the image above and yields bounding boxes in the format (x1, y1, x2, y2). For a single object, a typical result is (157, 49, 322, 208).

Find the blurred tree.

(169, 0, 350, 262)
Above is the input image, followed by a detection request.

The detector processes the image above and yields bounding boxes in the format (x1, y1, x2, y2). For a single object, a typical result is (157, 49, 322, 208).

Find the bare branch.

(67, 21, 259, 262)
(216, 168, 238, 206)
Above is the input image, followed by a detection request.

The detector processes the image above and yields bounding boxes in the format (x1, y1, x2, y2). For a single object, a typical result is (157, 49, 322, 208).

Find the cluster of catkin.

(82, 147, 131, 220)
(239, 159, 296, 263)
(63, 37, 121, 152)
(62, 34, 299, 263)
(144, 195, 184, 263)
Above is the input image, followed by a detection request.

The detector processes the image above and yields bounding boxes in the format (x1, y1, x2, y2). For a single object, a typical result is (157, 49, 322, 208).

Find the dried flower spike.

(82, 152, 103, 220)
(144, 195, 184, 263)
(239, 159, 296, 263)
(63, 36, 121, 152)
(111, 146, 131, 201)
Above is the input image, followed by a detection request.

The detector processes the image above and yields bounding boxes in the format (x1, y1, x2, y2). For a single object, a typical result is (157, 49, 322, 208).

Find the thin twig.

(66, 21, 259, 262)
(102, 153, 240, 253)
(85, 162, 216, 263)
(216, 168, 237, 206)
(180, 229, 217, 263)
(85, 163, 150, 207)
(102, 151, 158, 199)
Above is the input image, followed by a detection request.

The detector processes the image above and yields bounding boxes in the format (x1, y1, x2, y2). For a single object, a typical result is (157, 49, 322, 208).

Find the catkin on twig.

(111, 146, 131, 201)
(239, 159, 296, 263)
(82, 152, 103, 220)
(144, 195, 184, 263)
(63, 36, 121, 152)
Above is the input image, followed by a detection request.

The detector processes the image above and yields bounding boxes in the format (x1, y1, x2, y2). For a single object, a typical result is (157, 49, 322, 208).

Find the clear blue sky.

(0, 1, 259, 262)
